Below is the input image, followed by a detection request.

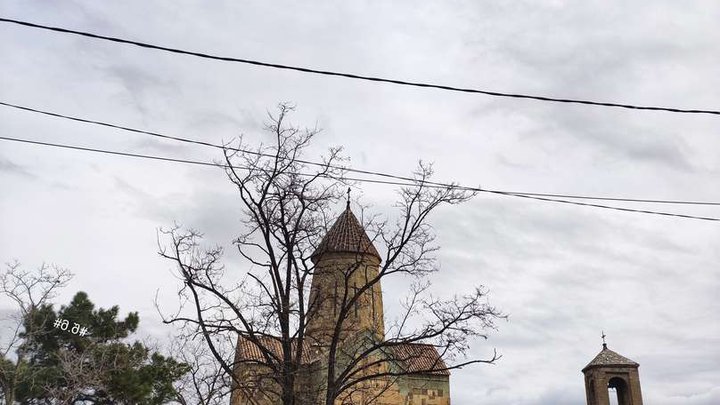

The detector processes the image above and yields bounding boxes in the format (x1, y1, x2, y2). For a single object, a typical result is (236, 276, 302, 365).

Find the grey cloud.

(517, 110, 697, 172)
(0, 158, 35, 178)
(112, 174, 243, 250)
(105, 65, 177, 117)
(652, 386, 720, 405)
(129, 137, 199, 155)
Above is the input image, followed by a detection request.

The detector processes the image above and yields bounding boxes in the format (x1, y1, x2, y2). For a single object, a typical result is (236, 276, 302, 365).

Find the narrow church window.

(333, 279, 338, 317)
(352, 286, 360, 317)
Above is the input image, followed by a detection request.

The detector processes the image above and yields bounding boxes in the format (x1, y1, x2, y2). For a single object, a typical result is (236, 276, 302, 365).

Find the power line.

(1, 135, 718, 222)
(3, 100, 720, 207)
(0, 135, 226, 169)
(1, 17, 719, 116)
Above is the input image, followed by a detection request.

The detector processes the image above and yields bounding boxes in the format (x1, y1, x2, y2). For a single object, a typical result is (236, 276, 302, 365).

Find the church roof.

(583, 345, 639, 371)
(235, 337, 449, 376)
(311, 205, 381, 262)
(389, 343, 451, 376)
(235, 336, 320, 365)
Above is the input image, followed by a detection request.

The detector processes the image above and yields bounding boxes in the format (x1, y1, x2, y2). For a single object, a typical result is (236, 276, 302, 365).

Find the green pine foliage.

(6, 291, 189, 404)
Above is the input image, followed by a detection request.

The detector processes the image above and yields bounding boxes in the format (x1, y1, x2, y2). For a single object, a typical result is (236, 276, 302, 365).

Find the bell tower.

(305, 202, 385, 346)
(582, 336, 644, 405)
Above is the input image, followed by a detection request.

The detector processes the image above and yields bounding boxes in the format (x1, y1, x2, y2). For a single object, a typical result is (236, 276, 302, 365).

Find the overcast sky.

(1, 1, 719, 404)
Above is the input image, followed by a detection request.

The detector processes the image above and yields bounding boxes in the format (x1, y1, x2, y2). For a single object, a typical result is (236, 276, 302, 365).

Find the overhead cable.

(1, 135, 718, 222)
(1, 17, 718, 116)
(2, 100, 719, 207)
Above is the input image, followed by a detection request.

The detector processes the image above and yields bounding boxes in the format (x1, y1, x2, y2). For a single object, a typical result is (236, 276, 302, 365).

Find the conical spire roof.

(583, 344, 639, 371)
(311, 205, 380, 262)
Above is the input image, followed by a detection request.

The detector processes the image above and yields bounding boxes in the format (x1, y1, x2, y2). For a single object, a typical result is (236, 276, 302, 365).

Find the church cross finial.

(346, 187, 351, 209)
(602, 331, 607, 349)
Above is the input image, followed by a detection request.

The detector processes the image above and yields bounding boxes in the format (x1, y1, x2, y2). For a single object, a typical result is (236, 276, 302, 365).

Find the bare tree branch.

(0, 261, 72, 404)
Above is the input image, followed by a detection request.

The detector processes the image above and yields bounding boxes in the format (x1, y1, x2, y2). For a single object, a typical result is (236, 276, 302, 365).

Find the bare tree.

(159, 104, 504, 405)
(0, 261, 73, 404)
(170, 325, 233, 405)
(41, 342, 109, 403)
(159, 103, 345, 405)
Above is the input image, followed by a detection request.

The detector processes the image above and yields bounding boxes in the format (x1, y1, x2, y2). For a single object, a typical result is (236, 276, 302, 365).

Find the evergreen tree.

(11, 291, 189, 404)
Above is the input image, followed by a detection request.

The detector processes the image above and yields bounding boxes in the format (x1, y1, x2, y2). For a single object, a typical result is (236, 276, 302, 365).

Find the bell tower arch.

(582, 337, 643, 405)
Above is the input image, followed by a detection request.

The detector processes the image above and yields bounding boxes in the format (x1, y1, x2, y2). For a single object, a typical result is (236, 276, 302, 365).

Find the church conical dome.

(311, 205, 380, 262)
(582, 344, 639, 371)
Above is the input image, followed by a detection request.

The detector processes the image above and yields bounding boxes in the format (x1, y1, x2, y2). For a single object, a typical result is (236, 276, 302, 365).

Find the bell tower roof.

(583, 344, 639, 372)
(311, 206, 381, 262)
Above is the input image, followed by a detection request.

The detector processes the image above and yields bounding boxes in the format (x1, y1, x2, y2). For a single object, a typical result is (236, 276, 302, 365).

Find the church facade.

(230, 205, 451, 405)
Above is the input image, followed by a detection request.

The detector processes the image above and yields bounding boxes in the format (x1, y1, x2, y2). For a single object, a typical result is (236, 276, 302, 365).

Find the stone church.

(231, 205, 451, 405)
(229, 204, 647, 405)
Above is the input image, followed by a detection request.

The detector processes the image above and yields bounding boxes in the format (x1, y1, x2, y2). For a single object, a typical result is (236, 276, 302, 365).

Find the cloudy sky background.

(1, 1, 719, 404)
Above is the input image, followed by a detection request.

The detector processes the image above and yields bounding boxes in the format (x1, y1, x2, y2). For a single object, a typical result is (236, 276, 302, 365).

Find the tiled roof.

(389, 343, 450, 376)
(236, 337, 449, 376)
(583, 345, 639, 370)
(311, 206, 381, 261)
(235, 336, 319, 364)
